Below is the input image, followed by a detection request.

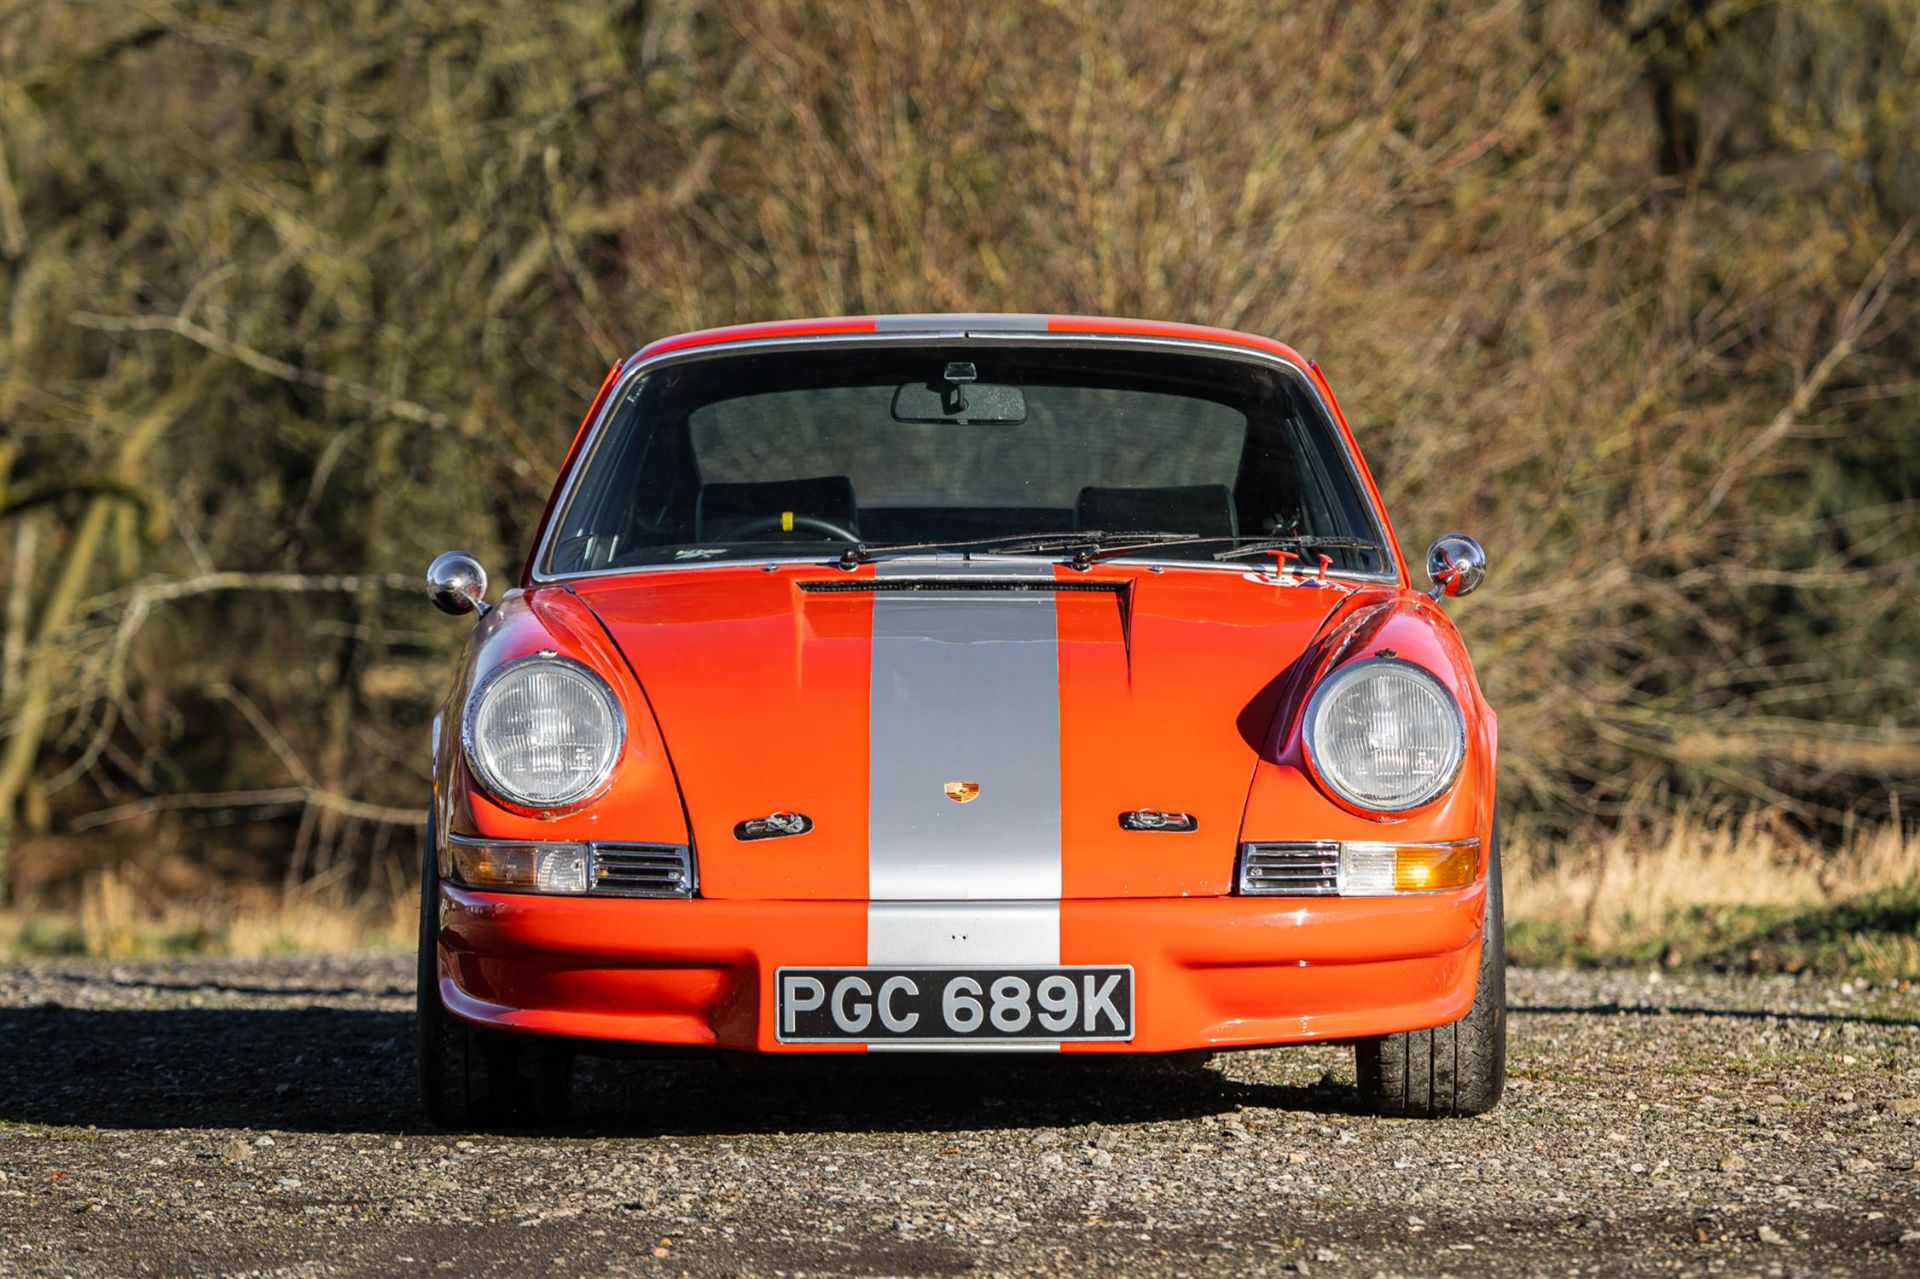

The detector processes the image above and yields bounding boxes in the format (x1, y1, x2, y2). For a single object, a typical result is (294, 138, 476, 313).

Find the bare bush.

(0, 0, 1914, 903)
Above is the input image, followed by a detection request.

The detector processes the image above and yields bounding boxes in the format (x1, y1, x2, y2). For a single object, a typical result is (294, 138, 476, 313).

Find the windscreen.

(542, 344, 1388, 574)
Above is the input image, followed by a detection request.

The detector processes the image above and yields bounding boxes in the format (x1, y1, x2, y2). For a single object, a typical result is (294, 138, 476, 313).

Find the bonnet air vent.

(798, 579, 1126, 594)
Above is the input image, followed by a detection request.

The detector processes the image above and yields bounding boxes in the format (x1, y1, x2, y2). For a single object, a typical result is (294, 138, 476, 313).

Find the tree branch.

(69, 312, 454, 431)
(70, 786, 420, 833)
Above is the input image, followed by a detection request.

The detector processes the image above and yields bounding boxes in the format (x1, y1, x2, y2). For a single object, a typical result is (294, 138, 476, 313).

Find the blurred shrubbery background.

(0, 1, 1914, 956)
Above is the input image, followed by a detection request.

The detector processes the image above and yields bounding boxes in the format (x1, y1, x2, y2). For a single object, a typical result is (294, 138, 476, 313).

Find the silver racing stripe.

(872, 312, 1049, 332)
(866, 560, 1062, 905)
(866, 559, 1063, 1049)
(866, 902, 1059, 965)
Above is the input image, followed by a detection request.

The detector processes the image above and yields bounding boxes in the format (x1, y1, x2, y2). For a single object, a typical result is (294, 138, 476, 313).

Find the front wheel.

(417, 821, 573, 1129)
(1352, 825, 1507, 1118)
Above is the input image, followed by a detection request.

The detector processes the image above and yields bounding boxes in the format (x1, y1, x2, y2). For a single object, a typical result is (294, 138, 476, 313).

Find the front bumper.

(436, 884, 1487, 1053)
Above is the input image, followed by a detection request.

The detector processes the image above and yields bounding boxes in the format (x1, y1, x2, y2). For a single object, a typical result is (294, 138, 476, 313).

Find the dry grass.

(1506, 809, 1920, 979)
(1506, 807, 1918, 943)
(0, 865, 412, 960)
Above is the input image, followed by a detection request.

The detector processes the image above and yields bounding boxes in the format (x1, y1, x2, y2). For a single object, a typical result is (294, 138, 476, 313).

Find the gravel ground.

(1, 957, 1917, 1277)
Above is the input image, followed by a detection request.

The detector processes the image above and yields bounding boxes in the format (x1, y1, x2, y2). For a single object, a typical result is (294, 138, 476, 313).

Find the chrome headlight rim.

(460, 654, 627, 813)
(1301, 657, 1467, 814)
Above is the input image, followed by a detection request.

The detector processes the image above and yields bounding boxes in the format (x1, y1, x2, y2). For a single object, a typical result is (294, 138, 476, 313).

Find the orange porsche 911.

(420, 313, 1501, 1126)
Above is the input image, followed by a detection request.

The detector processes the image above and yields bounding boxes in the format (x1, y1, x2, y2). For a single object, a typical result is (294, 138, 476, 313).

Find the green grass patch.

(2, 912, 251, 959)
(5, 914, 89, 957)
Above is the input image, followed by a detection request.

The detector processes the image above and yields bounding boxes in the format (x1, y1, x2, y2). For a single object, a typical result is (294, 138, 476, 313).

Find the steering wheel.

(729, 513, 860, 543)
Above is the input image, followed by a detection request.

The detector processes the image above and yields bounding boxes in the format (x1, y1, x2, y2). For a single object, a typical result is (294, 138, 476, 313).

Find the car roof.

(632, 313, 1315, 371)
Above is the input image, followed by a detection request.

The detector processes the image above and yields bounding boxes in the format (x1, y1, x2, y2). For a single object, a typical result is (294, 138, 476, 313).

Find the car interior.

(544, 345, 1385, 574)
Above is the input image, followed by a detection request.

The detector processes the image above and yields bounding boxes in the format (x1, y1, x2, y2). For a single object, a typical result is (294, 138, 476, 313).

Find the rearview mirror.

(891, 378, 1027, 425)
(427, 550, 489, 617)
(1425, 534, 1487, 601)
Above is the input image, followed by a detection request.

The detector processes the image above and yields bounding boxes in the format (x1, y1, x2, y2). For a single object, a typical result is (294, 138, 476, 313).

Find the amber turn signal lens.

(1390, 840, 1480, 893)
(1336, 839, 1481, 894)
(447, 837, 590, 894)
(1235, 839, 1482, 896)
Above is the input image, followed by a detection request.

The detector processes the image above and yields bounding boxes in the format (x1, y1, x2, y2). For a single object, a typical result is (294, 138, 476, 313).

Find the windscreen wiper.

(1210, 535, 1383, 562)
(834, 531, 1382, 573)
(1061, 533, 1384, 570)
(836, 530, 1197, 570)
(835, 531, 1078, 569)
(985, 531, 1211, 562)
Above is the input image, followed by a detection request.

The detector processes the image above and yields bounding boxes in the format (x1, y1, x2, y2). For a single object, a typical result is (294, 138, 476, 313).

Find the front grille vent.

(590, 843, 696, 898)
(1237, 842, 1340, 896)
(799, 578, 1125, 594)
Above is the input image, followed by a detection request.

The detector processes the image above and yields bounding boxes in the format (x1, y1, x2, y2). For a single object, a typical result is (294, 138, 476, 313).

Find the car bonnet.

(568, 560, 1388, 901)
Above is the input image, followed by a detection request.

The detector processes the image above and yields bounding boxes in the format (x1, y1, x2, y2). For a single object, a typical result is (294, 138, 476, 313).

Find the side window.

(549, 383, 697, 572)
(1232, 384, 1385, 572)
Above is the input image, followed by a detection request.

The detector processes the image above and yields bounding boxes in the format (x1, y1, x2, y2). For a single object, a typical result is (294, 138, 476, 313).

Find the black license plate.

(775, 966, 1134, 1043)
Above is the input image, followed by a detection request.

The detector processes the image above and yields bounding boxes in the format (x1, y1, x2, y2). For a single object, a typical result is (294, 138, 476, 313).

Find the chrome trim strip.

(526, 329, 1400, 586)
(543, 553, 1390, 585)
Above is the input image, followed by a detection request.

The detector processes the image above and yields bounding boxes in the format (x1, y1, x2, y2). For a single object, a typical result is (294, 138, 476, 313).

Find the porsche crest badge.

(943, 780, 981, 804)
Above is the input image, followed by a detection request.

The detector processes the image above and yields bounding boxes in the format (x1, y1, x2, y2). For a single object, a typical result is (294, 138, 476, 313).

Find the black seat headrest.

(1074, 484, 1238, 539)
(696, 474, 859, 540)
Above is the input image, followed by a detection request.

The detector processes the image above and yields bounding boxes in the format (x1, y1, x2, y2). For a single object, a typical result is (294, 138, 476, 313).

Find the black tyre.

(1353, 826, 1506, 1118)
(417, 822, 573, 1129)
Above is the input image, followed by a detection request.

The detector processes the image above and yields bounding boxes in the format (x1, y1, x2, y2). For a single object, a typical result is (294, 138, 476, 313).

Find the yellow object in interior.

(781, 510, 794, 532)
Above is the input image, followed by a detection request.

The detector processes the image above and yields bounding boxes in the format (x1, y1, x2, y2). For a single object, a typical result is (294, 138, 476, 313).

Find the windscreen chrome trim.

(526, 331, 1401, 587)
(533, 553, 1391, 585)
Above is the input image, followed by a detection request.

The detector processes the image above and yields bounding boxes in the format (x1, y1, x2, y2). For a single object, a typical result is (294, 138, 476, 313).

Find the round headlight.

(1302, 659, 1465, 812)
(462, 657, 625, 810)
